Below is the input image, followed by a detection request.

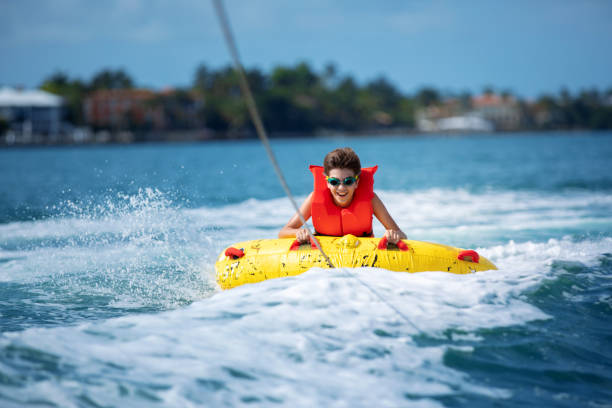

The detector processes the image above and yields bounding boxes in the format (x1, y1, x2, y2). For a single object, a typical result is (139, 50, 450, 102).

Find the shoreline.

(1, 128, 610, 149)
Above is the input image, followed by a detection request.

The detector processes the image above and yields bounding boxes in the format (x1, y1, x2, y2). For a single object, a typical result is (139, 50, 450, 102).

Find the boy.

(279, 147, 406, 244)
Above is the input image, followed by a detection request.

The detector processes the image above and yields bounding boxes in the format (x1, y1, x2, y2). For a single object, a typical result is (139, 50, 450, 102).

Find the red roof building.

(472, 94, 524, 131)
(84, 89, 164, 129)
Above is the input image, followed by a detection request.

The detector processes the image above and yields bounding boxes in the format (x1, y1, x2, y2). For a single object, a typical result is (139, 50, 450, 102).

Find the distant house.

(436, 115, 494, 132)
(0, 86, 63, 142)
(416, 93, 524, 132)
(84, 89, 164, 130)
(472, 94, 524, 131)
(416, 98, 494, 132)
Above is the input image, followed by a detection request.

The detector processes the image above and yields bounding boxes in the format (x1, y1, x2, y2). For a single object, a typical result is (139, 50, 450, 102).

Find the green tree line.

(40, 63, 612, 133)
(531, 88, 612, 130)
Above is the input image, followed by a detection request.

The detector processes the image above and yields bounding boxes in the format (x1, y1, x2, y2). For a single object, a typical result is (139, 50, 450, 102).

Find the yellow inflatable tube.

(216, 234, 497, 290)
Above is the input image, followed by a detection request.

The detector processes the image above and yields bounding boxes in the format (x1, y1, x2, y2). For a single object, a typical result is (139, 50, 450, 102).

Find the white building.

(0, 87, 63, 143)
(437, 115, 494, 132)
(415, 94, 523, 133)
(471, 94, 523, 131)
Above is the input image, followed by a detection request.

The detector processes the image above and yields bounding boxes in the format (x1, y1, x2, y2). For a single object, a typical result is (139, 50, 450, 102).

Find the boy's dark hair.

(323, 147, 361, 175)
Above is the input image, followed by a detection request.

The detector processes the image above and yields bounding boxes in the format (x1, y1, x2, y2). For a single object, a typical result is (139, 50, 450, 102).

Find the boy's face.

(326, 168, 359, 208)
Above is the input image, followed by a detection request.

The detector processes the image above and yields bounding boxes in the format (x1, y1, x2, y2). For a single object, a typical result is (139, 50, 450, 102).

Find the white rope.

(211, 0, 334, 268)
(211, 0, 419, 332)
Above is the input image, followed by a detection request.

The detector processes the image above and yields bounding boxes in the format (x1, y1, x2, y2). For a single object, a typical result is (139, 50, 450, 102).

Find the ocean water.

(0, 131, 611, 407)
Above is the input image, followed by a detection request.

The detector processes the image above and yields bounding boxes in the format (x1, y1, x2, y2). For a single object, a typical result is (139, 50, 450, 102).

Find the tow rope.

(211, 0, 334, 269)
(211, 0, 420, 332)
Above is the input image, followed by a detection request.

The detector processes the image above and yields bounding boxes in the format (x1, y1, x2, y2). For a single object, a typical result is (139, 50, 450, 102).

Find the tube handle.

(290, 238, 317, 251)
(457, 250, 480, 263)
(225, 247, 245, 259)
(377, 236, 409, 251)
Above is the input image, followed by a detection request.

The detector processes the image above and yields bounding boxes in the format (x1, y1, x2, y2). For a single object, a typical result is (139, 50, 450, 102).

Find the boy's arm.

(278, 192, 314, 242)
(372, 193, 407, 243)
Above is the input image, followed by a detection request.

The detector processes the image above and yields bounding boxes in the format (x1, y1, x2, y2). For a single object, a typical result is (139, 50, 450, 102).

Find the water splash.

(0, 188, 218, 332)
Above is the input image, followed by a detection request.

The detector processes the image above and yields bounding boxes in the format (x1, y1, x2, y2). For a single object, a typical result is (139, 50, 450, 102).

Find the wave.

(0, 184, 611, 406)
(184, 188, 612, 248)
(1, 234, 611, 407)
(2, 187, 611, 239)
(0, 187, 610, 330)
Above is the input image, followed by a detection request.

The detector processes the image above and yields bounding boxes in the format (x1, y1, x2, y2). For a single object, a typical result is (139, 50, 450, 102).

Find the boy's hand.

(296, 228, 310, 243)
(384, 229, 406, 244)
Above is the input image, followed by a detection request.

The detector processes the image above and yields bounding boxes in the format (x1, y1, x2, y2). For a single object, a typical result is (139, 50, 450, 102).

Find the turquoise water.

(0, 131, 611, 407)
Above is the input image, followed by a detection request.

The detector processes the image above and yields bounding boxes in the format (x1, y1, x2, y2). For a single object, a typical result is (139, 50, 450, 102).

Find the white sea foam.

(1, 188, 610, 311)
(184, 189, 612, 245)
(2, 232, 611, 406)
(374, 189, 612, 246)
(2, 267, 515, 407)
(2, 188, 609, 245)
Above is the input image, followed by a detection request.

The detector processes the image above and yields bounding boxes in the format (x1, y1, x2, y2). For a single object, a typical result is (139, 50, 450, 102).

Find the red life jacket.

(309, 165, 378, 237)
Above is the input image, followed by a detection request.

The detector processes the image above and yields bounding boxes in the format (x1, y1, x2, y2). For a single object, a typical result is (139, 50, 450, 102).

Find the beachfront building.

(84, 89, 164, 131)
(0, 86, 63, 144)
(84, 88, 205, 143)
(416, 98, 494, 132)
(415, 93, 524, 132)
(472, 94, 524, 131)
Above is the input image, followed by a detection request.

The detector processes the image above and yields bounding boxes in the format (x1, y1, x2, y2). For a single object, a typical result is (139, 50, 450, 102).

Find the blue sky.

(1, 0, 611, 98)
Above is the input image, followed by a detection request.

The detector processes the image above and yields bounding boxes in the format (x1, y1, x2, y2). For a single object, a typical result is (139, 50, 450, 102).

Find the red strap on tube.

(377, 236, 409, 251)
(225, 247, 245, 259)
(290, 238, 317, 251)
(458, 250, 480, 263)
